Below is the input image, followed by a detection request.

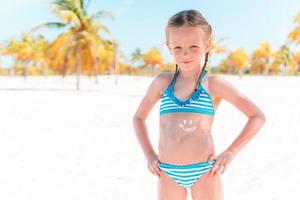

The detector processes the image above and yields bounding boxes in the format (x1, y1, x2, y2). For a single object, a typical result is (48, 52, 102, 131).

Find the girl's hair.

(166, 10, 212, 90)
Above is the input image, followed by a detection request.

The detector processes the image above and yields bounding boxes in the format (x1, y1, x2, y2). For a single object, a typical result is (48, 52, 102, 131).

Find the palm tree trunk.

(263, 64, 268, 77)
(23, 61, 28, 82)
(238, 68, 243, 79)
(94, 57, 99, 84)
(9, 68, 14, 76)
(283, 64, 288, 76)
(43, 61, 49, 78)
(76, 47, 81, 91)
(228, 65, 232, 75)
(62, 47, 73, 78)
(263, 58, 270, 77)
(114, 41, 119, 84)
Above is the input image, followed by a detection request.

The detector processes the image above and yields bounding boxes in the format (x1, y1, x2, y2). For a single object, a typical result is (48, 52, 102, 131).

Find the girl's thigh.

(158, 171, 188, 200)
(191, 172, 224, 200)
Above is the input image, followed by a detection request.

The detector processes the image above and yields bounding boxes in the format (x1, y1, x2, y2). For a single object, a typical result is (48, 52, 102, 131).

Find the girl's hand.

(207, 149, 235, 176)
(146, 154, 161, 177)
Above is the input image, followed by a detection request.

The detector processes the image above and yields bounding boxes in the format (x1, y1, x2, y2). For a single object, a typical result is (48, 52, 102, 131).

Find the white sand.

(0, 74, 299, 200)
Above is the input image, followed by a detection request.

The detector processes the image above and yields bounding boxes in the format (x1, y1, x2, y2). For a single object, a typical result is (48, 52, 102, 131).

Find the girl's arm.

(132, 73, 166, 161)
(210, 75, 266, 156)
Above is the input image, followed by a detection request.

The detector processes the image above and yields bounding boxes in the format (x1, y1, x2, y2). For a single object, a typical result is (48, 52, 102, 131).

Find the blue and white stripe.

(159, 92, 215, 116)
(159, 160, 216, 189)
(159, 70, 215, 116)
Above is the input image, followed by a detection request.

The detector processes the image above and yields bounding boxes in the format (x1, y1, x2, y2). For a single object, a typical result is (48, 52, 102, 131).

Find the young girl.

(132, 9, 266, 200)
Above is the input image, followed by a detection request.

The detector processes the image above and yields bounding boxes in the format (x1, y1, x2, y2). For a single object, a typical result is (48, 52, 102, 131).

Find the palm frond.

(30, 22, 67, 33)
(91, 10, 114, 21)
(83, 0, 91, 14)
(53, 0, 84, 24)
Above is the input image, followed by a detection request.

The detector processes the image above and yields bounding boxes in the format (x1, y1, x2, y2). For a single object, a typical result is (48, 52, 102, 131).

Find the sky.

(0, 0, 299, 66)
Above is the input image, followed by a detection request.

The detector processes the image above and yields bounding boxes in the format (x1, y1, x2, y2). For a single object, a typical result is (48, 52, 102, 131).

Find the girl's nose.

(182, 49, 190, 57)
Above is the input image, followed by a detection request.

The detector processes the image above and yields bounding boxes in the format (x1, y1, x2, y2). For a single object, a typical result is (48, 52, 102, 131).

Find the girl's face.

(166, 26, 209, 71)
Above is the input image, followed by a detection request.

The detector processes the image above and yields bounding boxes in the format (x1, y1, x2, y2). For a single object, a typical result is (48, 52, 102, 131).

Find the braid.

(169, 64, 180, 87)
(203, 52, 209, 69)
(195, 52, 209, 91)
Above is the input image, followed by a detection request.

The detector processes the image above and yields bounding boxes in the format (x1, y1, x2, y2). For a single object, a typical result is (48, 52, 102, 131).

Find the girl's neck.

(177, 66, 203, 81)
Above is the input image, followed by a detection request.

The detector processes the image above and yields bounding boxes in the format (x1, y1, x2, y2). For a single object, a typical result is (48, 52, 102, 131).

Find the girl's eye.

(191, 46, 199, 49)
(173, 47, 182, 52)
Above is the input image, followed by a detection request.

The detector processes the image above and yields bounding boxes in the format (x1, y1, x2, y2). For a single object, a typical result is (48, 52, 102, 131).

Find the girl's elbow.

(249, 111, 266, 124)
(132, 114, 145, 123)
(132, 115, 140, 123)
(261, 113, 266, 123)
(256, 112, 266, 125)
(253, 106, 266, 124)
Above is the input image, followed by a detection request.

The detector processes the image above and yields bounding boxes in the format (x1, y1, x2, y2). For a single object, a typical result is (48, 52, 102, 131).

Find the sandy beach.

(0, 74, 299, 200)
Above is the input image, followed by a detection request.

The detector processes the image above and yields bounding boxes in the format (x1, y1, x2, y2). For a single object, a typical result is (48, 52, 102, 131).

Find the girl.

(132, 9, 266, 200)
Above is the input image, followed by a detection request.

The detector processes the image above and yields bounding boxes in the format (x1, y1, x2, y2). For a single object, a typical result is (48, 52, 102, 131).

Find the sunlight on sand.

(0, 74, 299, 199)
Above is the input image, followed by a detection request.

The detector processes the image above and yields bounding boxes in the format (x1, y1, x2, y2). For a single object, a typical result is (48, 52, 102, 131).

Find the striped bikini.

(159, 160, 216, 189)
(159, 69, 215, 116)
(158, 69, 216, 189)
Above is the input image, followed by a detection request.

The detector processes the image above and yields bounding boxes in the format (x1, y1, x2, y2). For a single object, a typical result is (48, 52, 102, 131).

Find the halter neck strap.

(195, 69, 207, 90)
(170, 69, 208, 89)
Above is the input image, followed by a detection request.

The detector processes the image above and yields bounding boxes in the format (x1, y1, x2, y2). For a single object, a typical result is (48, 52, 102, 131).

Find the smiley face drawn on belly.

(178, 119, 197, 133)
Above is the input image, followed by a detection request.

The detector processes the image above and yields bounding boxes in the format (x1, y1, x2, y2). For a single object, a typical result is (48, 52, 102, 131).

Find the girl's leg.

(158, 170, 188, 200)
(190, 172, 224, 200)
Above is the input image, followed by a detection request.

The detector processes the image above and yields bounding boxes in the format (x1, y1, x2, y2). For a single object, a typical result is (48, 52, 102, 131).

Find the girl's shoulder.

(207, 73, 231, 86)
(157, 71, 175, 82)
(206, 73, 239, 99)
(154, 72, 175, 96)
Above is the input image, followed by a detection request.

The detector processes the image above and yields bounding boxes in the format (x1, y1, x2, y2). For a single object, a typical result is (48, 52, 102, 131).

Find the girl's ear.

(166, 42, 172, 54)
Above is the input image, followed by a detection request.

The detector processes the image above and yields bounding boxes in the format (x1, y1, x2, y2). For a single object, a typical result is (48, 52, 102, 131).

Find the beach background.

(0, 0, 300, 199)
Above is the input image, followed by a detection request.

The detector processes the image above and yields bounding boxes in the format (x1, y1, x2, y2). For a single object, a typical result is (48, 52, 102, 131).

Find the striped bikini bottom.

(159, 159, 216, 189)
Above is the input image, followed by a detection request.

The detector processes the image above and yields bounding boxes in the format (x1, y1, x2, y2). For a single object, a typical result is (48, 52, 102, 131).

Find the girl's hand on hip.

(146, 154, 161, 177)
(207, 149, 235, 176)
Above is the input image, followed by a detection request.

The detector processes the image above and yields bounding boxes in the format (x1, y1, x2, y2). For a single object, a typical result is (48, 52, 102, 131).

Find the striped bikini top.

(159, 69, 215, 116)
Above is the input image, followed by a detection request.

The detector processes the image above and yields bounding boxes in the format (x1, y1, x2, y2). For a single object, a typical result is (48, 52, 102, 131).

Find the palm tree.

(143, 47, 164, 76)
(251, 43, 272, 76)
(1, 41, 14, 76)
(218, 49, 247, 76)
(0, 44, 4, 54)
(294, 51, 300, 72)
(3, 33, 49, 80)
(209, 36, 230, 73)
(130, 48, 144, 66)
(112, 39, 120, 84)
(288, 12, 300, 45)
(32, 0, 114, 90)
(272, 45, 297, 75)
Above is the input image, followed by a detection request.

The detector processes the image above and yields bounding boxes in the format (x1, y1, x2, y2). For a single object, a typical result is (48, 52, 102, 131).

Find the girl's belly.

(158, 128, 215, 164)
